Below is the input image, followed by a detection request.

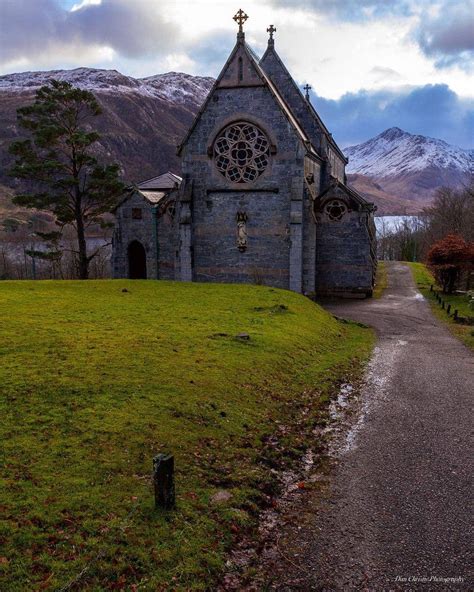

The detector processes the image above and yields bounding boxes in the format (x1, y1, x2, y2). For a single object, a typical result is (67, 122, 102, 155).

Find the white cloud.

(70, 0, 101, 12)
(0, 0, 472, 102)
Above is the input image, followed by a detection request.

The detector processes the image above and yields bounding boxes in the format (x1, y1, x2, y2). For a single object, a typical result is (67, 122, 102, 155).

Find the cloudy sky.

(1, 0, 473, 148)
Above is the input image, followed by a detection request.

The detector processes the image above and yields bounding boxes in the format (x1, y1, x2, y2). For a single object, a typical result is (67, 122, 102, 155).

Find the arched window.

(213, 122, 270, 183)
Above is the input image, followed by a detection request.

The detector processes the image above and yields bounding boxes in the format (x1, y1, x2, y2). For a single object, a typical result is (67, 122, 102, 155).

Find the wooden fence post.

(153, 454, 175, 510)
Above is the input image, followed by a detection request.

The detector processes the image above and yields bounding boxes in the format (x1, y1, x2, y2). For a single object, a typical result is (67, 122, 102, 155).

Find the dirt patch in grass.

(0, 280, 374, 591)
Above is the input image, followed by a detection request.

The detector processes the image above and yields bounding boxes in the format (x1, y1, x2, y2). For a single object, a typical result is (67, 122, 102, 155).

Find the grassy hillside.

(0, 280, 373, 590)
(409, 263, 473, 350)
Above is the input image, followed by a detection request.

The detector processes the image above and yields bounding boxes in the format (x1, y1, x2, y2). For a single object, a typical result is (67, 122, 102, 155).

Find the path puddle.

(219, 378, 368, 590)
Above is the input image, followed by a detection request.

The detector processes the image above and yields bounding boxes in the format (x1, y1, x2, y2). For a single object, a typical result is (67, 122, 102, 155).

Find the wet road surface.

(261, 262, 473, 591)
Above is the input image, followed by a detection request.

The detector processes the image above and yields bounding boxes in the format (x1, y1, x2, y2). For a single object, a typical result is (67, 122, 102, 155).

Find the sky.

(0, 0, 473, 148)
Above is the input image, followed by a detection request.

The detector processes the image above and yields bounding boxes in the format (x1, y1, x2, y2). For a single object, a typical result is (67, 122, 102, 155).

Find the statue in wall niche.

(236, 211, 248, 252)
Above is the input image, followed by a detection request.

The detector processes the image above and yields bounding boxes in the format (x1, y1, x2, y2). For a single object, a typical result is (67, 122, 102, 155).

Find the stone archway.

(128, 240, 147, 279)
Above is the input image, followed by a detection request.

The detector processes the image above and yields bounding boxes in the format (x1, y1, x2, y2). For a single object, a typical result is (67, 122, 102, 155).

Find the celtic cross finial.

(267, 24, 276, 40)
(304, 84, 312, 100)
(233, 9, 248, 33)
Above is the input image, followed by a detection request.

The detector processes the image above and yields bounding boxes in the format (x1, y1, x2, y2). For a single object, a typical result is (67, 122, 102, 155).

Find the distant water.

(375, 215, 420, 233)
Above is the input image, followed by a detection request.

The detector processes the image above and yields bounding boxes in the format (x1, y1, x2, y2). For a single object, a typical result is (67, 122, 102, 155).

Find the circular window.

(324, 199, 348, 221)
(214, 122, 270, 183)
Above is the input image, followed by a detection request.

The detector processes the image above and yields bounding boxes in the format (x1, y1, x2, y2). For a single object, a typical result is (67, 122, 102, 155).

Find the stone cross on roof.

(233, 9, 249, 33)
(267, 24, 276, 40)
(304, 84, 312, 100)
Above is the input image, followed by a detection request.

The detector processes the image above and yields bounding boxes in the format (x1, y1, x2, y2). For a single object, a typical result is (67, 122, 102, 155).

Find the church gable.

(316, 180, 376, 214)
(178, 19, 317, 161)
(218, 42, 265, 89)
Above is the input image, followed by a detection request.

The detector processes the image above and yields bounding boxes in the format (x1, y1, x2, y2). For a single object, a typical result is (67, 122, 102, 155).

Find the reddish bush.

(427, 234, 474, 293)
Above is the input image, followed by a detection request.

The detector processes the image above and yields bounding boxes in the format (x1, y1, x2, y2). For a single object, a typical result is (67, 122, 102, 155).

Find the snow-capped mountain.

(0, 67, 214, 222)
(345, 127, 472, 177)
(0, 68, 213, 204)
(345, 128, 473, 212)
(0, 68, 213, 108)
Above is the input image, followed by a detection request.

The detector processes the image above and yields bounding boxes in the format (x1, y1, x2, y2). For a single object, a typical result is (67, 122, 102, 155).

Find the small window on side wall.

(324, 199, 348, 221)
(132, 208, 142, 220)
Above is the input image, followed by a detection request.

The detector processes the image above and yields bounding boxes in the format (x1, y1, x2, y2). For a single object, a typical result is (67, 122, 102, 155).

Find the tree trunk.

(75, 197, 89, 280)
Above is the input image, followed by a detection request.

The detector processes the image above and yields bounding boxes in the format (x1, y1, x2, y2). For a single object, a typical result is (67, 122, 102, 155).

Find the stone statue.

(236, 211, 248, 252)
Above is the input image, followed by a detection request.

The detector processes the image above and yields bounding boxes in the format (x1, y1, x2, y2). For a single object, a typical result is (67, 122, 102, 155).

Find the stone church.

(112, 11, 377, 296)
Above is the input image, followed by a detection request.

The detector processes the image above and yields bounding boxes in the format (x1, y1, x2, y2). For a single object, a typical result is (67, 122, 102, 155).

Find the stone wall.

(112, 192, 176, 280)
(315, 211, 375, 296)
(112, 193, 157, 279)
(179, 83, 308, 290)
(157, 205, 176, 280)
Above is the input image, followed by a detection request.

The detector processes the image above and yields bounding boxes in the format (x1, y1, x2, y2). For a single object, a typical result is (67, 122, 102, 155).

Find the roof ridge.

(260, 44, 347, 163)
(137, 171, 182, 186)
(318, 178, 375, 209)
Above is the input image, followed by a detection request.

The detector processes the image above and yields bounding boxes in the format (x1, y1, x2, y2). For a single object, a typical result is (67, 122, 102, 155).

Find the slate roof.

(318, 179, 376, 212)
(139, 191, 167, 204)
(260, 43, 348, 163)
(137, 171, 182, 191)
(114, 171, 181, 210)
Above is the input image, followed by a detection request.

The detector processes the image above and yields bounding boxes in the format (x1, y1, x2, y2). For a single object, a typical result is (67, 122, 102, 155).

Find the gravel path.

(261, 262, 473, 591)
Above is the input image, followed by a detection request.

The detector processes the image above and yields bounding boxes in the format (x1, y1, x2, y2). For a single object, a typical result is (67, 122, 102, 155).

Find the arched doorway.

(128, 240, 147, 279)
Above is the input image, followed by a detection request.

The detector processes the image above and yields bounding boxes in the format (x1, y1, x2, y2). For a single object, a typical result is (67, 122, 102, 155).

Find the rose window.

(324, 200, 348, 221)
(214, 122, 270, 183)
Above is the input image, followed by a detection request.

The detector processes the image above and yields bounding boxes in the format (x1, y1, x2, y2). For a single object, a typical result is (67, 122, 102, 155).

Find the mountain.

(345, 128, 473, 214)
(0, 67, 213, 223)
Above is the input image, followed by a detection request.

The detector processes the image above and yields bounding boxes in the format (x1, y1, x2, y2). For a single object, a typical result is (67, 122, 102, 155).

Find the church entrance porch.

(128, 240, 147, 279)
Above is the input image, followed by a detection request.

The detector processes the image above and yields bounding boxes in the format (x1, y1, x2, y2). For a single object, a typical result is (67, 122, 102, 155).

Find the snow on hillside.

(0, 68, 214, 106)
(345, 127, 473, 177)
(141, 72, 213, 106)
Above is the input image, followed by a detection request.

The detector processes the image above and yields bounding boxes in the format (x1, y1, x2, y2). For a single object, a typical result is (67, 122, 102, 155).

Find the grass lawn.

(373, 262, 387, 299)
(0, 280, 373, 591)
(409, 262, 473, 350)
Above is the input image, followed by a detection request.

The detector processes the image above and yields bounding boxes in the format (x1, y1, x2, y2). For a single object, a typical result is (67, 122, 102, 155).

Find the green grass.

(408, 262, 473, 350)
(0, 280, 374, 591)
(373, 261, 387, 299)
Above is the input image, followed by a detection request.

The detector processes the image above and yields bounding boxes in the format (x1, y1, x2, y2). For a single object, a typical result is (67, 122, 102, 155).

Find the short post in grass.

(447, 304, 451, 315)
(430, 284, 433, 292)
(153, 454, 175, 510)
(454, 309, 458, 321)
(441, 300, 445, 309)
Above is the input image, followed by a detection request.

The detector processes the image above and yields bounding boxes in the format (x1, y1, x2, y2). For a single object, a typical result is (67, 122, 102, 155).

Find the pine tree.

(9, 80, 127, 279)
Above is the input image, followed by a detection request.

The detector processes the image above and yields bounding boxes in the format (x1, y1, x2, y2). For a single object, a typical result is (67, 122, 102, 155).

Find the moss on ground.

(373, 262, 387, 299)
(409, 262, 473, 350)
(0, 280, 374, 590)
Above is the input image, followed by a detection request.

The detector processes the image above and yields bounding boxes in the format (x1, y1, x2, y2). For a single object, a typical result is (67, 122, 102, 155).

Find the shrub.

(427, 234, 474, 294)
